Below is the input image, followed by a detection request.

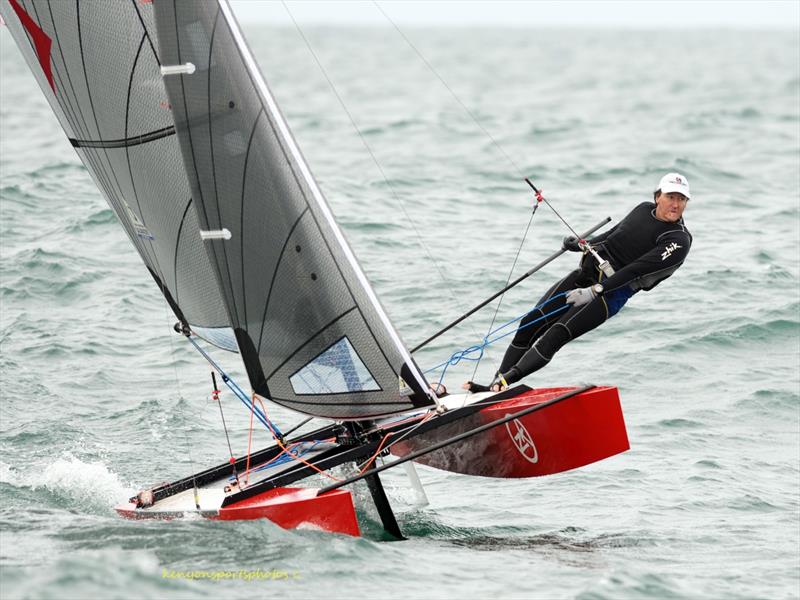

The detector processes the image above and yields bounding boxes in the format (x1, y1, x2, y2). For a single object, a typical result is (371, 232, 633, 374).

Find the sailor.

(464, 172, 693, 393)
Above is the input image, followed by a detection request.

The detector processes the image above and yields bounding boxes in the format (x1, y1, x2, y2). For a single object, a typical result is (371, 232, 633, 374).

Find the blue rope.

(425, 292, 570, 386)
(229, 439, 326, 482)
(185, 335, 283, 438)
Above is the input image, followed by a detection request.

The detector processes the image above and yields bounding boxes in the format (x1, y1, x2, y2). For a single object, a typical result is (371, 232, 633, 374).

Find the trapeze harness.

(497, 201, 693, 385)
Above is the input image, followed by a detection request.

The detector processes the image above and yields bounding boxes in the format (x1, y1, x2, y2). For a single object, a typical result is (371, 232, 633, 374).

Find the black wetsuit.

(497, 201, 692, 384)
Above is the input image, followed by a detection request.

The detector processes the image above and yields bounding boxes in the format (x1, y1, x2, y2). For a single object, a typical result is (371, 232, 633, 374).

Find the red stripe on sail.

(7, 0, 54, 92)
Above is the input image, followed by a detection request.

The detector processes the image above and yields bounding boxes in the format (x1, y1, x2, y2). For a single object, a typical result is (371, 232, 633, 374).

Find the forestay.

(0, 0, 235, 350)
(152, 0, 434, 419)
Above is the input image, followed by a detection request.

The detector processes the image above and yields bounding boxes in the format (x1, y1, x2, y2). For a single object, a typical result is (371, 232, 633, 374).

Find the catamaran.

(1, 0, 629, 538)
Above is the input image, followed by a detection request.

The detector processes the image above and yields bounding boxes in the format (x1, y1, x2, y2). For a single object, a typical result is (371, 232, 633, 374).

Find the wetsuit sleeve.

(600, 229, 692, 292)
(586, 222, 619, 245)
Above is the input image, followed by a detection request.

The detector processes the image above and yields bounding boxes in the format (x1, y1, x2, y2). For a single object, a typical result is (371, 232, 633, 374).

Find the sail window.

(290, 337, 381, 395)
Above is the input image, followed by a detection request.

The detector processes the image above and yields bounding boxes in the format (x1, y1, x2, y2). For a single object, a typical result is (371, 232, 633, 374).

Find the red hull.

(115, 487, 360, 537)
(217, 488, 360, 536)
(392, 386, 629, 477)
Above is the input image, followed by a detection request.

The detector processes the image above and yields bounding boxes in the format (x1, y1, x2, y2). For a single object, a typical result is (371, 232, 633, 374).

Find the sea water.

(1, 23, 798, 600)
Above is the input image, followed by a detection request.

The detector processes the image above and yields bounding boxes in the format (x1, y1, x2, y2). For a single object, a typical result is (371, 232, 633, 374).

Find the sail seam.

(122, 33, 174, 306)
(130, 0, 161, 65)
(46, 0, 142, 250)
(123, 34, 150, 228)
(239, 109, 265, 331)
(172, 197, 194, 310)
(41, 2, 86, 140)
(121, 29, 177, 316)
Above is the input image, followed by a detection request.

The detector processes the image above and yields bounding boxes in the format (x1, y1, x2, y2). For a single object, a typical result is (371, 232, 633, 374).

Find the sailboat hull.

(216, 487, 360, 534)
(114, 386, 626, 536)
(116, 487, 360, 537)
(391, 386, 629, 477)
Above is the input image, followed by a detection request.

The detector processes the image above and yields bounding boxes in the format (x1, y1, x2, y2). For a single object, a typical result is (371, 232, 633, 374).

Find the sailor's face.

(655, 191, 688, 222)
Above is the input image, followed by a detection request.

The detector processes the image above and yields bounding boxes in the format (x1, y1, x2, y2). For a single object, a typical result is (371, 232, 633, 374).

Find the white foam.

(0, 461, 13, 484)
(2, 453, 136, 509)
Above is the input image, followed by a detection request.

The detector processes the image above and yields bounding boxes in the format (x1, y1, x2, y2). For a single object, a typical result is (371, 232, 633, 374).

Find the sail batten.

(68, 125, 177, 149)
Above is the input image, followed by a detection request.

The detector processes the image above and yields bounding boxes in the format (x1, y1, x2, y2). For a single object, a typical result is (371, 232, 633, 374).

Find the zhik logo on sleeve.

(661, 242, 682, 261)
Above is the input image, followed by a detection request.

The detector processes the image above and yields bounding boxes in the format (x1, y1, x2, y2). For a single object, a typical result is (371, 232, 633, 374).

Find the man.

(463, 172, 693, 393)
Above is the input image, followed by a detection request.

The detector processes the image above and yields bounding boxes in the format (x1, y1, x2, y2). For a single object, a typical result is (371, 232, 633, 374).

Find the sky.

(230, 1, 800, 29)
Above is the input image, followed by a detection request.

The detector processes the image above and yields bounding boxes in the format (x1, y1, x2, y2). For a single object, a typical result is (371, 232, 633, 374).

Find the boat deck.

(138, 441, 339, 515)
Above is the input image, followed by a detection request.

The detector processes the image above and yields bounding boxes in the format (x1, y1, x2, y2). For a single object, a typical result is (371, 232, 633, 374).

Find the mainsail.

(1, 0, 234, 350)
(152, 0, 434, 419)
(3, 0, 434, 419)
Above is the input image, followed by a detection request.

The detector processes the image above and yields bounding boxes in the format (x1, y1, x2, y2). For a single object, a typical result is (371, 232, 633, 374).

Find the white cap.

(656, 172, 691, 199)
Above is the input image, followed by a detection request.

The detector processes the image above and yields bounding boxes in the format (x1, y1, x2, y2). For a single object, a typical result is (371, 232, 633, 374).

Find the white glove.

(565, 286, 596, 307)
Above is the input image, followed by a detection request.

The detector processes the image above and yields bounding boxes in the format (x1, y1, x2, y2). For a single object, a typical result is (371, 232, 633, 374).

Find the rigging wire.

(373, 2, 546, 379)
(524, 177, 581, 239)
(356, 410, 436, 472)
(469, 200, 539, 384)
(283, 2, 579, 387)
(427, 292, 570, 387)
(160, 303, 202, 509)
(280, 0, 482, 342)
(372, 1, 525, 178)
(211, 371, 240, 485)
(257, 396, 344, 482)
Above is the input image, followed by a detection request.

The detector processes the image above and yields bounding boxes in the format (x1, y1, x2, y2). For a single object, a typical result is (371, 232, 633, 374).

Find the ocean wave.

(656, 418, 704, 429)
(736, 389, 799, 411)
(664, 316, 799, 350)
(579, 570, 689, 600)
(728, 494, 781, 512)
(64, 208, 117, 233)
(1, 271, 103, 302)
(361, 118, 425, 136)
(0, 454, 135, 512)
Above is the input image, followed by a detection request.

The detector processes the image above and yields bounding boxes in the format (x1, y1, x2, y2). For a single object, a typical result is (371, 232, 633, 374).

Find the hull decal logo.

(505, 417, 538, 464)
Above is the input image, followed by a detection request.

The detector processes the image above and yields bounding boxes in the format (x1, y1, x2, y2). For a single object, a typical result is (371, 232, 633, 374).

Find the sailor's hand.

(565, 286, 596, 306)
(562, 236, 582, 252)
